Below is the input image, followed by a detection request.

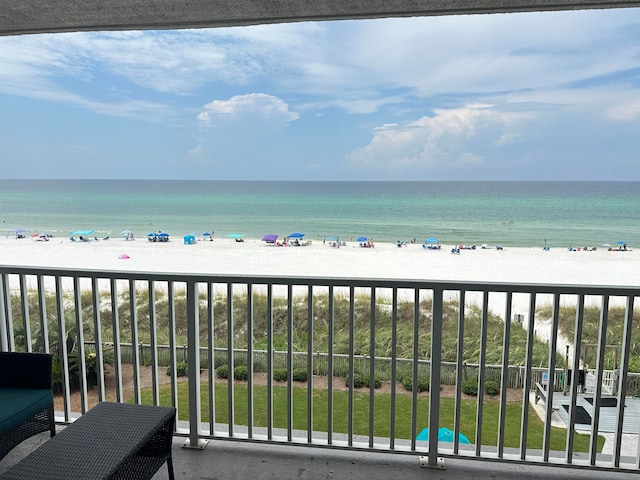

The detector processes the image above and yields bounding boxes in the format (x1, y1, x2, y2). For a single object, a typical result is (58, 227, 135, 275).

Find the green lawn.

(138, 382, 603, 453)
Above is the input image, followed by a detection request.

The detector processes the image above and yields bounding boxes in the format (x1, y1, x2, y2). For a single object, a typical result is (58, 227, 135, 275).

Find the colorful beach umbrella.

(288, 232, 305, 238)
(425, 237, 438, 244)
(227, 233, 246, 239)
(356, 237, 368, 242)
(69, 230, 95, 236)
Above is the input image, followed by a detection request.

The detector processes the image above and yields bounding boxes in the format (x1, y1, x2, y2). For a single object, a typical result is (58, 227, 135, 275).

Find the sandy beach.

(1, 235, 638, 321)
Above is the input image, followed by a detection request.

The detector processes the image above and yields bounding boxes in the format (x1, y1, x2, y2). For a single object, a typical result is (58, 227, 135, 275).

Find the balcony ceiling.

(2, 0, 640, 37)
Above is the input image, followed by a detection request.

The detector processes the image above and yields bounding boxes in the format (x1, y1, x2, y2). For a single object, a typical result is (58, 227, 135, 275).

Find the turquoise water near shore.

(1, 180, 639, 247)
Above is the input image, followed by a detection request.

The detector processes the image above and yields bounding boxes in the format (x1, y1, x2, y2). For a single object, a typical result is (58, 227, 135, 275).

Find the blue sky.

(1, 9, 640, 181)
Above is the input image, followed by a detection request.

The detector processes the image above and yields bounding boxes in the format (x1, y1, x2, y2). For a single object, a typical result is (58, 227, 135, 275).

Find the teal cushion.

(0, 388, 53, 434)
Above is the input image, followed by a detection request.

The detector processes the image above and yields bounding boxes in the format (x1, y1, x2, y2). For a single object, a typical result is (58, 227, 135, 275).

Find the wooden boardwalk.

(555, 394, 640, 434)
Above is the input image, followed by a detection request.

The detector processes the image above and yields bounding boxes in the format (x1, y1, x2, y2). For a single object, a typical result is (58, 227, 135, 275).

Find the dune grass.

(138, 381, 603, 453)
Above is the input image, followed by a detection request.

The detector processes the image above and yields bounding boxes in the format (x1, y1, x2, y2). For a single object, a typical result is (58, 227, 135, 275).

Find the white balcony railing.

(1, 265, 639, 472)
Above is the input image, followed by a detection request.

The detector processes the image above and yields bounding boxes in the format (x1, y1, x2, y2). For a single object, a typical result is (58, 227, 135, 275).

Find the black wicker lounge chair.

(0, 352, 55, 461)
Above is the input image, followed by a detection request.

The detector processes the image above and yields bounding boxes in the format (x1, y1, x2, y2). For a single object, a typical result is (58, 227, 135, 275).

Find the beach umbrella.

(416, 427, 470, 444)
(425, 237, 438, 244)
(617, 241, 626, 245)
(356, 237, 368, 242)
(326, 236, 339, 242)
(262, 234, 278, 243)
(288, 232, 305, 239)
(202, 232, 211, 237)
(227, 233, 246, 239)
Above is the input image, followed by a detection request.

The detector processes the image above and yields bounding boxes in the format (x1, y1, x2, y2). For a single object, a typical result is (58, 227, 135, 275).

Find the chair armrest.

(0, 352, 52, 389)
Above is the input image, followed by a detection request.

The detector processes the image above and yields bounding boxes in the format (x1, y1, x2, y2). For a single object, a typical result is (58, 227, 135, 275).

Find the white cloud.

(197, 93, 299, 125)
(346, 103, 531, 169)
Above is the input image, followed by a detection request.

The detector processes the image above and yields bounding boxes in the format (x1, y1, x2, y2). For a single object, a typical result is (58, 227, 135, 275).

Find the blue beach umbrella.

(356, 237, 368, 242)
(326, 236, 339, 242)
(227, 233, 246, 239)
(416, 427, 470, 444)
(288, 232, 305, 239)
(425, 237, 438, 244)
(617, 241, 626, 245)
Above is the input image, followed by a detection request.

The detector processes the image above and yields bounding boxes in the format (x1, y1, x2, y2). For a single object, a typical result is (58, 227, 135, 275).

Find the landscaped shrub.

(216, 364, 229, 379)
(402, 376, 430, 392)
(292, 368, 308, 382)
(273, 368, 288, 382)
(233, 365, 249, 381)
(462, 378, 478, 396)
(347, 374, 381, 389)
(165, 361, 188, 377)
(347, 373, 366, 388)
(484, 380, 500, 396)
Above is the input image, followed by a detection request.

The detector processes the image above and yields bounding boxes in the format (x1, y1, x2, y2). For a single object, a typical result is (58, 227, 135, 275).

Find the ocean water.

(0, 180, 639, 248)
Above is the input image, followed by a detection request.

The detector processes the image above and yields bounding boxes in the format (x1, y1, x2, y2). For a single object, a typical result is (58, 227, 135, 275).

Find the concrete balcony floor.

(1, 428, 637, 480)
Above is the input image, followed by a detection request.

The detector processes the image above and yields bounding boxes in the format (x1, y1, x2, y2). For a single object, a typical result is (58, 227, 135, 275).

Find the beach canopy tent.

(148, 231, 170, 242)
(288, 232, 305, 239)
(69, 229, 96, 240)
(262, 234, 278, 243)
(6, 228, 28, 239)
(416, 427, 470, 444)
(183, 235, 196, 245)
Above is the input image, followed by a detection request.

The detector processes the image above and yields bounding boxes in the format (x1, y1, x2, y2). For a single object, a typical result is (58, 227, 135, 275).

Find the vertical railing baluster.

(348, 285, 355, 447)
(565, 294, 585, 463)
(186, 280, 206, 449)
(227, 283, 235, 438)
(207, 282, 215, 436)
(520, 293, 537, 459)
(287, 284, 294, 442)
(267, 283, 274, 440)
(167, 281, 179, 413)
(307, 284, 314, 444)
(91, 278, 105, 402)
(19, 274, 32, 352)
(129, 279, 141, 404)
(148, 280, 159, 406)
(497, 291, 513, 457)
(426, 288, 444, 467)
(542, 293, 560, 462)
(110, 278, 123, 404)
(0, 274, 9, 351)
(368, 287, 376, 448)
(453, 290, 465, 455)
(410, 288, 420, 452)
(73, 277, 88, 413)
(475, 291, 489, 456)
(3, 273, 15, 351)
(327, 285, 334, 445)
(55, 275, 71, 421)
(589, 295, 609, 465)
(389, 287, 398, 450)
(613, 295, 634, 467)
(247, 283, 254, 439)
(37, 275, 50, 354)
